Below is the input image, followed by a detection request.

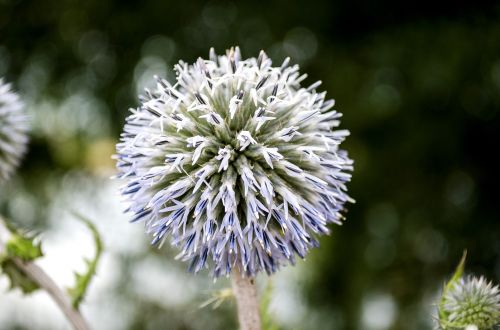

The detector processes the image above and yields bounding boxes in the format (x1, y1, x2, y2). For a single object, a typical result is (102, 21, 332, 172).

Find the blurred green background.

(1, 0, 500, 329)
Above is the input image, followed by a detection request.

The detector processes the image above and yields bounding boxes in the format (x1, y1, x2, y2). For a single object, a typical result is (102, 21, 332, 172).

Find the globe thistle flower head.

(116, 47, 353, 277)
(439, 276, 500, 330)
(0, 79, 28, 182)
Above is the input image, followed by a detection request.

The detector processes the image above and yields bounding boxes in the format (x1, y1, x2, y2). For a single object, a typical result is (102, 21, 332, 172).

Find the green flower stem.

(12, 256, 90, 330)
(231, 268, 261, 330)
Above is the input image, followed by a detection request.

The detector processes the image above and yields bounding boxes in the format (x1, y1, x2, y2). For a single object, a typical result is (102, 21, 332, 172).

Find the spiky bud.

(0, 79, 28, 182)
(439, 276, 500, 330)
(115, 47, 353, 277)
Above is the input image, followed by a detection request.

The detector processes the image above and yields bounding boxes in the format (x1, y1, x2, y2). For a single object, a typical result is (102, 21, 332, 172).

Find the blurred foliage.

(261, 281, 280, 330)
(1, 0, 500, 329)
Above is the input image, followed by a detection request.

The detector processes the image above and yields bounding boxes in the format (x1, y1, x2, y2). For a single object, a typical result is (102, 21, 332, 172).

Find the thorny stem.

(12, 258, 90, 330)
(231, 268, 261, 330)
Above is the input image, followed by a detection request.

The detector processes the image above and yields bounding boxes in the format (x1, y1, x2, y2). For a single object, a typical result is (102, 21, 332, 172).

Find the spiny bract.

(0, 79, 28, 182)
(116, 47, 353, 277)
(439, 276, 500, 330)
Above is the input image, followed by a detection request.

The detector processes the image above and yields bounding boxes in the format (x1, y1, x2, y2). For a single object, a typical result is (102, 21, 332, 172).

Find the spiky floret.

(116, 47, 353, 277)
(439, 276, 500, 330)
(0, 79, 28, 182)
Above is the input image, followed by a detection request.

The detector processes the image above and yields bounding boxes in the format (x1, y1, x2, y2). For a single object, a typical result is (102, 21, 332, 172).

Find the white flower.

(115, 47, 354, 277)
(0, 79, 28, 182)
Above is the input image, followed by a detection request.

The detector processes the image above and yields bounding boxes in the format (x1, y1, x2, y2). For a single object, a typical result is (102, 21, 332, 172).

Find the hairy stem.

(12, 258, 90, 330)
(231, 269, 261, 330)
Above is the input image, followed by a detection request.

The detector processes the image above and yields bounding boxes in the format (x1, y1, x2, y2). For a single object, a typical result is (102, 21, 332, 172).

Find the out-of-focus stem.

(231, 268, 261, 330)
(12, 258, 90, 330)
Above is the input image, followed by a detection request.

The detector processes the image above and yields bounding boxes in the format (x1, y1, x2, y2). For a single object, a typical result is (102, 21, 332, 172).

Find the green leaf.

(0, 218, 43, 294)
(446, 250, 467, 291)
(67, 212, 103, 309)
(438, 250, 467, 328)
(5, 233, 43, 261)
(1, 259, 39, 293)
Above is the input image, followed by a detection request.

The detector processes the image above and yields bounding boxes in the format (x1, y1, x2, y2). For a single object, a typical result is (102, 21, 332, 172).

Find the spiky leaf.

(439, 251, 467, 325)
(0, 259, 39, 293)
(4, 233, 43, 261)
(0, 219, 43, 293)
(67, 212, 103, 309)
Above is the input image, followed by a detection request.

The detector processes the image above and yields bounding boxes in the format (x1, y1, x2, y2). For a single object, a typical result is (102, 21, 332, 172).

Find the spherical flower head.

(0, 79, 29, 182)
(439, 276, 500, 329)
(116, 47, 353, 277)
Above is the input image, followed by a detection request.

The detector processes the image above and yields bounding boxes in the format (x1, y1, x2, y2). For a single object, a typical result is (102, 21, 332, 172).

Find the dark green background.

(1, 0, 500, 329)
